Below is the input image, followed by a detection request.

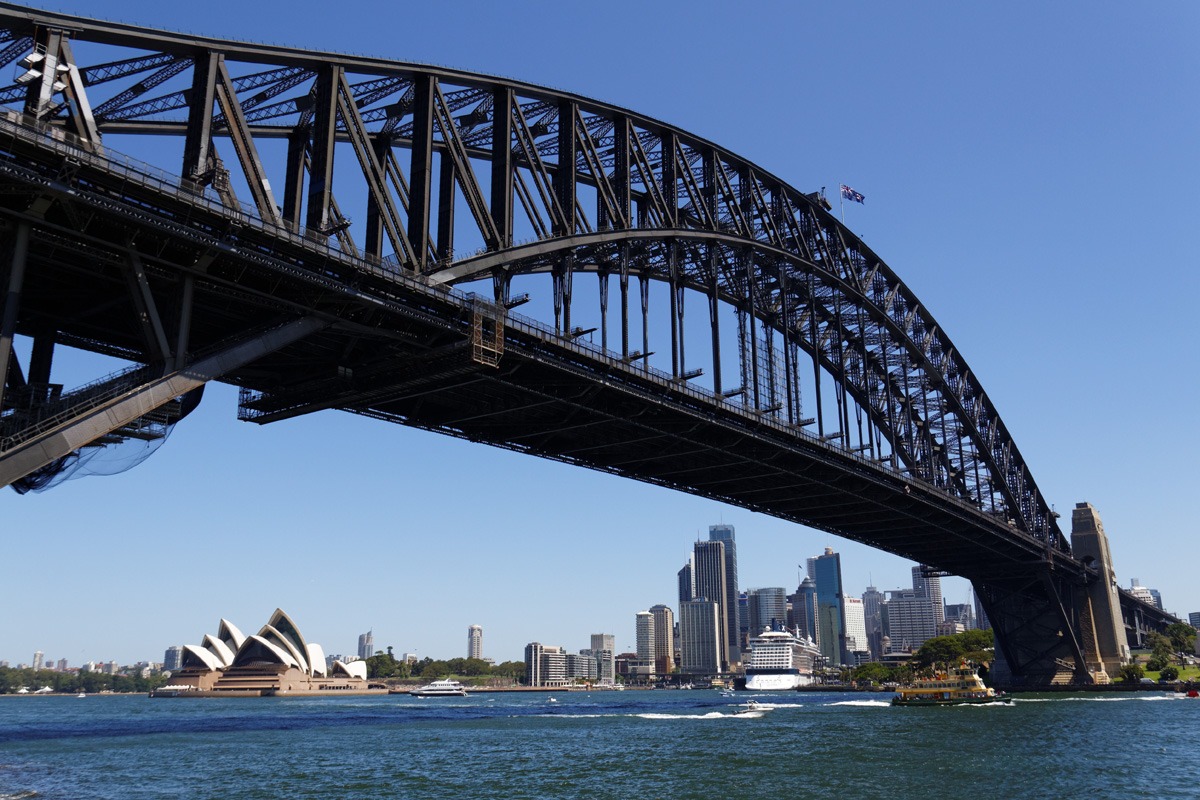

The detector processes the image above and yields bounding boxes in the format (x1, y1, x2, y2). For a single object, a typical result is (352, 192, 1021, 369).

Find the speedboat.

(408, 679, 468, 697)
(732, 700, 769, 716)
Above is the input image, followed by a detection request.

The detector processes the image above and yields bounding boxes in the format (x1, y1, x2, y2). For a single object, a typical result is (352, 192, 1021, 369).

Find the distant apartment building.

(590, 634, 616, 683)
(55, 658, 68, 672)
(788, 576, 818, 644)
(163, 646, 184, 672)
(1189, 612, 1200, 630)
(524, 642, 568, 687)
(467, 625, 483, 660)
(635, 611, 656, 679)
(32, 651, 44, 671)
(357, 630, 374, 660)
(650, 605, 675, 675)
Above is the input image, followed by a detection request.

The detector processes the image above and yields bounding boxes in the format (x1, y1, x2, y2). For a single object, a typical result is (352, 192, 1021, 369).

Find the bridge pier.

(1069, 502, 1130, 681)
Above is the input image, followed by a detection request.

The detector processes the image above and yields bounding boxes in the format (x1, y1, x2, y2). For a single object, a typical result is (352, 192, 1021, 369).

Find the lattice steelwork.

(0, 3, 1160, 685)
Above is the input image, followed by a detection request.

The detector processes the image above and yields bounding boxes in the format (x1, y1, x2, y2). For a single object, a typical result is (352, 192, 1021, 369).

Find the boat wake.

(1015, 694, 1179, 703)
(827, 699, 891, 708)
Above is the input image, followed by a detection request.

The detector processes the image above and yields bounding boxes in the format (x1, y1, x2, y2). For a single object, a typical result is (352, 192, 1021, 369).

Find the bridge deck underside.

(0, 123, 1062, 585)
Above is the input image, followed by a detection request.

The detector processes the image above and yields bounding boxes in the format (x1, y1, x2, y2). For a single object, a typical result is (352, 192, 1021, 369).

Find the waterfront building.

(844, 596, 869, 661)
(158, 609, 374, 696)
(693, 539, 733, 671)
(881, 589, 938, 652)
(163, 646, 183, 672)
(635, 611, 656, 678)
(591, 634, 616, 683)
(357, 630, 374, 660)
(747, 587, 788, 637)
(525, 643, 568, 687)
(650, 604, 675, 676)
(811, 548, 846, 667)
(566, 652, 596, 681)
(708, 524, 741, 667)
(677, 561, 694, 604)
(912, 566, 945, 626)
(679, 598, 721, 675)
(467, 625, 483, 660)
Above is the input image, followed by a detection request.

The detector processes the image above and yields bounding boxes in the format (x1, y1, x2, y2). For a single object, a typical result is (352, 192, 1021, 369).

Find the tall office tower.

(1189, 612, 1200, 630)
(692, 539, 731, 671)
(467, 625, 483, 660)
(973, 589, 990, 631)
(163, 646, 184, 672)
(678, 561, 694, 604)
(635, 611, 656, 677)
(525, 642, 567, 686)
(912, 565, 945, 625)
(591, 633, 615, 655)
(357, 630, 374, 660)
(881, 589, 938, 652)
(55, 658, 68, 672)
(843, 596, 868, 662)
(708, 524, 742, 666)
(746, 588, 788, 636)
(679, 598, 721, 674)
(811, 547, 846, 667)
(862, 585, 884, 658)
(788, 576, 819, 642)
(649, 604, 675, 676)
(32, 651, 43, 671)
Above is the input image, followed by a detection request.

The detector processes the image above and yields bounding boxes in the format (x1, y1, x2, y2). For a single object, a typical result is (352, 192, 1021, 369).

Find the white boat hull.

(744, 672, 816, 691)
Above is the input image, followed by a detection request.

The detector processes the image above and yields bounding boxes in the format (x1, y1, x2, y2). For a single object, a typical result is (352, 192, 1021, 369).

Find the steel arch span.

(0, 3, 1158, 684)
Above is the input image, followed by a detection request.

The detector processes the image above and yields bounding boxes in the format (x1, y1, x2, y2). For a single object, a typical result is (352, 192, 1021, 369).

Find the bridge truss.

(0, 2, 1151, 685)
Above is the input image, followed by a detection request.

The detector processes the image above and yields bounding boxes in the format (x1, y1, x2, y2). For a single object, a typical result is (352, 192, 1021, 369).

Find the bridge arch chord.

(0, 3, 1061, 553)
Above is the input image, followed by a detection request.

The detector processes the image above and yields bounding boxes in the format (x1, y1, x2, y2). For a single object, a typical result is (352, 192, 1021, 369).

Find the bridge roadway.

(0, 3, 1177, 686)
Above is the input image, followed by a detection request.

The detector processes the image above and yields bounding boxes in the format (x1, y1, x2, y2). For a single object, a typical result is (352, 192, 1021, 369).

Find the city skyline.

(1, 1, 1196, 666)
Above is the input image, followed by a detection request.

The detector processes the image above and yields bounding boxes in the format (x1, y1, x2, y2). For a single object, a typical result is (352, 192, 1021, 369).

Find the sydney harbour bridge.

(0, 4, 1174, 686)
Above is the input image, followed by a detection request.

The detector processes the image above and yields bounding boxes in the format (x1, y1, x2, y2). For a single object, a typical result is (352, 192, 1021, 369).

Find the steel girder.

(0, 7, 1076, 592)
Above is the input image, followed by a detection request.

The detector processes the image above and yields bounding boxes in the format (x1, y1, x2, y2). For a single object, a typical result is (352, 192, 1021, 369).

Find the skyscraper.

(912, 565, 945, 625)
(635, 611, 656, 678)
(650, 604, 675, 675)
(707, 523, 741, 667)
(788, 576, 818, 643)
(692, 539, 731, 672)
(467, 625, 483, 660)
(32, 651, 43, 671)
(679, 598, 721, 674)
(844, 596, 868, 661)
(881, 589, 938, 652)
(746, 587, 788, 636)
(357, 630, 374, 660)
(677, 561, 694, 604)
(862, 585, 884, 659)
(811, 547, 846, 667)
(163, 646, 183, 672)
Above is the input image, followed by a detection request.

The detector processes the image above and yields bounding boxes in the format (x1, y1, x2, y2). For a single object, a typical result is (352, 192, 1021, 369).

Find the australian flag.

(840, 184, 865, 204)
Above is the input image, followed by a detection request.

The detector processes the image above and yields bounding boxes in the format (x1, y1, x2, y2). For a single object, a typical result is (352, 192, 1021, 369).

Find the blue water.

(1, 690, 1196, 798)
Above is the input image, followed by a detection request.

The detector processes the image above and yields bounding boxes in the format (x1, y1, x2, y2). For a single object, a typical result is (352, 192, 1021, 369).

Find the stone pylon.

(1070, 502, 1130, 680)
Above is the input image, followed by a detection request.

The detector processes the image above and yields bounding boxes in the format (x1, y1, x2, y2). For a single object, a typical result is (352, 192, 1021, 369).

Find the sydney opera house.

(154, 608, 384, 696)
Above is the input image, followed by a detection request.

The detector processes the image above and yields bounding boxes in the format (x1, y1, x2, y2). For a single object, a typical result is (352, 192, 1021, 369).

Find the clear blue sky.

(2, 1, 1196, 667)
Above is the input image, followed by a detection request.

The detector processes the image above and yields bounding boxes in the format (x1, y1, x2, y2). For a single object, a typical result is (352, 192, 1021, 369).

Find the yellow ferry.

(892, 666, 1011, 706)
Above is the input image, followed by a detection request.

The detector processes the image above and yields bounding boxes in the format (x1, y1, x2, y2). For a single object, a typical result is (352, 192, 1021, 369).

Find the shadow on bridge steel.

(0, 3, 1177, 686)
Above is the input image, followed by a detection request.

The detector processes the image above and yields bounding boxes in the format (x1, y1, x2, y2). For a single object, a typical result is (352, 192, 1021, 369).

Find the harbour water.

(1, 690, 1196, 798)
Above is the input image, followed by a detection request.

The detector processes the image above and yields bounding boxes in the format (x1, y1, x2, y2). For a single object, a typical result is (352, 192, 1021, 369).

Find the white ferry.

(408, 679, 468, 697)
(741, 628, 821, 691)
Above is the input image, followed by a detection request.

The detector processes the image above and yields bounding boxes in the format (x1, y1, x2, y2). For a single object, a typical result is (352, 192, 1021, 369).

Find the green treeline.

(850, 628, 995, 685)
(365, 653, 526, 682)
(0, 666, 168, 694)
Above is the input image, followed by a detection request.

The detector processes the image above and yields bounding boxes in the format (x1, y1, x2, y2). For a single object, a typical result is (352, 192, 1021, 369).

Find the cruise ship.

(741, 628, 821, 691)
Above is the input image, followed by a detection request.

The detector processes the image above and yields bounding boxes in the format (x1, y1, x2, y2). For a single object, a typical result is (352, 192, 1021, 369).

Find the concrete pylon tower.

(1070, 502, 1130, 681)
